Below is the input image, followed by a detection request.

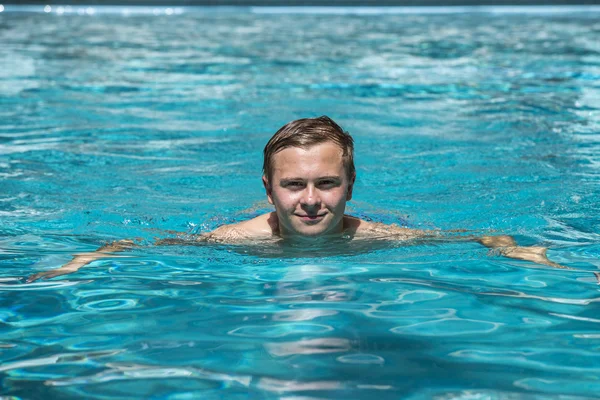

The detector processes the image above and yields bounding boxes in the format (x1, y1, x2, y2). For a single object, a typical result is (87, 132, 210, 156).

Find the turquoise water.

(2, 6, 600, 399)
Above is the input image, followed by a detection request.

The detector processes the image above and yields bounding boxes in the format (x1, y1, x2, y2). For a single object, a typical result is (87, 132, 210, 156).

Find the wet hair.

(262, 116, 355, 181)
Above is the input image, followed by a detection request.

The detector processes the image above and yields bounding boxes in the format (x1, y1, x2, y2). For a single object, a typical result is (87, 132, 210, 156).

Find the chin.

(297, 228, 328, 237)
(291, 222, 336, 237)
(280, 215, 341, 237)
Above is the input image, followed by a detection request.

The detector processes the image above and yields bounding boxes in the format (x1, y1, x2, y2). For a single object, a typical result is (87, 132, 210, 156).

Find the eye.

(284, 181, 304, 189)
(318, 179, 337, 188)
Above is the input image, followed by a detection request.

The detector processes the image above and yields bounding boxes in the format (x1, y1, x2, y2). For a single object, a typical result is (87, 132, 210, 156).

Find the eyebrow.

(279, 176, 342, 183)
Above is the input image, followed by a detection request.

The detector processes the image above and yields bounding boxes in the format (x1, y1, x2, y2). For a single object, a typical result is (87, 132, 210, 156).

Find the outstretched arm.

(26, 239, 138, 283)
(379, 224, 568, 270)
(476, 235, 568, 269)
(25, 230, 222, 283)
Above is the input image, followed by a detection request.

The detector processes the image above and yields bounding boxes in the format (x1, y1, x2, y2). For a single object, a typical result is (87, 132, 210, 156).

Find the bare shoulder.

(344, 215, 430, 240)
(202, 212, 278, 242)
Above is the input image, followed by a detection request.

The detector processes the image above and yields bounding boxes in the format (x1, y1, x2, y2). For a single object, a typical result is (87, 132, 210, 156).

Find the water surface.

(1, 7, 600, 399)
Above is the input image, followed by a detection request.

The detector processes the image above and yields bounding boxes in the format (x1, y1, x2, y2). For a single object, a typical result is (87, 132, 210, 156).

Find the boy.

(27, 116, 564, 282)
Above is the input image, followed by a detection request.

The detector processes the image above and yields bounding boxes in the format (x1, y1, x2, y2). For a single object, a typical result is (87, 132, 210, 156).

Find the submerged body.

(207, 141, 422, 242)
(27, 116, 567, 282)
(204, 212, 424, 243)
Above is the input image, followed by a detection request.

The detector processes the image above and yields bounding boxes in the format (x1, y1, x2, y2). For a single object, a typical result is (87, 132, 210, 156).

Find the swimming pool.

(1, 5, 600, 399)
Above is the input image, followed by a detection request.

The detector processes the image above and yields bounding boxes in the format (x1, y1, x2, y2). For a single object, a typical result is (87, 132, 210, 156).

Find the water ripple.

(228, 323, 333, 338)
(45, 363, 252, 388)
(390, 318, 502, 337)
(265, 338, 351, 357)
(2, 10, 600, 399)
(0, 279, 91, 291)
(0, 350, 122, 373)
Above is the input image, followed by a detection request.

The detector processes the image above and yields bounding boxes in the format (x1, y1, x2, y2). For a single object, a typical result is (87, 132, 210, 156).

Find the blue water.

(1, 6, 600, 399)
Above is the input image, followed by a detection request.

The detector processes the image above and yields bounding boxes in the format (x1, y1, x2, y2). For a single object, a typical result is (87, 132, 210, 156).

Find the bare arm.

(378, 223, 569, 270)
(26, 229, 230, 283)
(26, 239, 138, 283)
(476, 235, 568, 269)
(454, 234, 600, 282)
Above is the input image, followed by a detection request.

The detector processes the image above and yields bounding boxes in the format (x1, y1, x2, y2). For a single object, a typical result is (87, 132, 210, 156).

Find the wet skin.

(26, 141, 578, 282)
(263, 142, 355, 237)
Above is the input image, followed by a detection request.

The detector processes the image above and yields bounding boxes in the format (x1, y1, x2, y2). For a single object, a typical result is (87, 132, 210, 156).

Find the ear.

(263, 175, 274, 205)
(346, 172, 356, 201)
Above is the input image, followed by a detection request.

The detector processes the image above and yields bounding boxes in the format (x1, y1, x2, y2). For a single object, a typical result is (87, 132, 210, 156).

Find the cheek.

(271, 189, 299, 208)
(322, 189, 348, 207)
(321, 193, 346, 210)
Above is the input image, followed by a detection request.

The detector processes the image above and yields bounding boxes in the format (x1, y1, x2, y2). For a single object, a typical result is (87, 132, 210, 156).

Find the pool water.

(1, 6, 600, 399)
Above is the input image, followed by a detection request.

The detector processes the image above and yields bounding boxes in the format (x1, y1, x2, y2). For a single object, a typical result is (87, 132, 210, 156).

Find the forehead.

(271, 142, 345, 177)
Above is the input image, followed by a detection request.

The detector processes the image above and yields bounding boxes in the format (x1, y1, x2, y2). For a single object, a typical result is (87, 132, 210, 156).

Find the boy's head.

(262, 116, 355, 182)
(262, 116, 356, 237)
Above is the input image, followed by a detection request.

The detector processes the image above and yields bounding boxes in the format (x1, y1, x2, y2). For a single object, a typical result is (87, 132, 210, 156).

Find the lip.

(295, 213, 327, 223)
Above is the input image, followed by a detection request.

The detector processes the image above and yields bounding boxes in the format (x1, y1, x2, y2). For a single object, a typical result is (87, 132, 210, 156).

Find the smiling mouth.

(296, 213, 327, 223)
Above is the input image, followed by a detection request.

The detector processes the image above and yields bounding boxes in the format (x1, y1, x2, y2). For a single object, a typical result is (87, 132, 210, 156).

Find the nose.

(300, 184, 320, 208)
